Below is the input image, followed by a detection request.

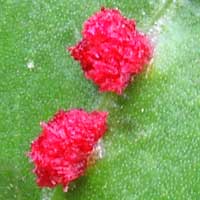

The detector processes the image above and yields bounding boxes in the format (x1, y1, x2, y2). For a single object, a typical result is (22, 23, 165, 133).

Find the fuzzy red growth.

(28, 109, 108, 190)
(68, 7, 153, 95)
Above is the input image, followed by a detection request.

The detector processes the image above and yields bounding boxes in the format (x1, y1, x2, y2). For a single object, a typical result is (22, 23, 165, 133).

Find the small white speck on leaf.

(87, 139, 105, 166)
(142, 10, 146, 16)
(41, 188, 54, 200)
(63, 185, 69, 192)
(95, 139, 105, 159)
(27, 60, 35, 70)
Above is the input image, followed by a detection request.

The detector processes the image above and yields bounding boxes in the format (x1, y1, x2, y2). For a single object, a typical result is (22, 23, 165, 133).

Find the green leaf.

(0, 0, 200, 199)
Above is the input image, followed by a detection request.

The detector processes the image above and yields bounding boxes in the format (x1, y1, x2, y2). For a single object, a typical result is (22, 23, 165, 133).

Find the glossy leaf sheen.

(0, 0, 200, 200)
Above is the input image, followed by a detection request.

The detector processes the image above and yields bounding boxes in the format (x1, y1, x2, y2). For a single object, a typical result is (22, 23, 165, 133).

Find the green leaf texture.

(0, 0, 200, 199)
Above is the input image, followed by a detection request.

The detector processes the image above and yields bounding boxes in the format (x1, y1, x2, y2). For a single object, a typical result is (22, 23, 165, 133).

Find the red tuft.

(68, 8, 153, 95)
(28, 109, 108, 190)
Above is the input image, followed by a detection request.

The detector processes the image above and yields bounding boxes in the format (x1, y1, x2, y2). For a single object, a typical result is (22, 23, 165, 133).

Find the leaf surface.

(0, 1, 200, 199)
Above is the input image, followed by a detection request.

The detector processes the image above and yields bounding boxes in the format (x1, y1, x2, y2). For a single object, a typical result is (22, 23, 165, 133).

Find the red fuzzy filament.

(69, 7, 153, 94)
(28, 109, 108, 190)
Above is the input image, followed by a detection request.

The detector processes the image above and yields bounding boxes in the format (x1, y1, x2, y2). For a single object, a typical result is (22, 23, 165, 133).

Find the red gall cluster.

(28, 109, 108, 190)
(69, 7, 153, 94)
(29, 7, 153, 192)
